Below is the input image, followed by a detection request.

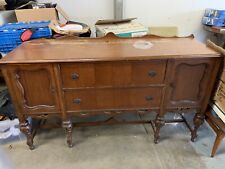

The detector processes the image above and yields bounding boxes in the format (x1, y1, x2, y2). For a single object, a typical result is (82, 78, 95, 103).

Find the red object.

(21, 29, 33, 42)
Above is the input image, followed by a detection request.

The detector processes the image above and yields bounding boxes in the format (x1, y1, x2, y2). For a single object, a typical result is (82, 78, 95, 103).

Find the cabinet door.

(165, 58, 218, 109)
(8, 64, 59, 114)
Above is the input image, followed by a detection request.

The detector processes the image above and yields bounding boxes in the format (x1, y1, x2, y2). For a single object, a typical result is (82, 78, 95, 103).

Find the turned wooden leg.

(191, 113, 205, 142)
(154, 115, 165, 144)
(20, 120, 34, 150)
(211, 132, 225, 157)
(62, 120, 73, 148)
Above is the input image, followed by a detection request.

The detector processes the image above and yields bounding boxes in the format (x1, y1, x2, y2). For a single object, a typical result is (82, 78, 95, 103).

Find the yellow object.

(148, 26, 178, 37)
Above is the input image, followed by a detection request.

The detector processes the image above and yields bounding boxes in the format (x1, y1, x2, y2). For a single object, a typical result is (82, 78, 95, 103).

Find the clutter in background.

(4, 0, 35, 10)
(49, 20, 91, 37)
(0, 10, 17, 25)
(207, 40, 225, 123)
(95, 18, 148, 37)
(0, 1, 92, 53)
(0, 118, 20, 139)
(14, 2, 66, 22)
(0, 0, 6, 10)
(0, 89, 16, 120)
(204, 25, 225, 38)
(15, 6, 58, 22)
(202, 9, 225, 27)
(148, 26, 178, 37)
(15, 2, 91, 37)
(212, 79, 225, 123)
(0, 89, 18, 140)
(0, 21, 52, 53)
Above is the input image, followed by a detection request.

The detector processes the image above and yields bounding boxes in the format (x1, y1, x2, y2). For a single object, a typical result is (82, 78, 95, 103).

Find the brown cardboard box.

(95, 18, 148, 37)
(212, 80, 225, 122)
(15, 5, 69, 22)
(15, 8, 58, 22)
(220, 70, 225, 82)
(213, 80, 225, 112)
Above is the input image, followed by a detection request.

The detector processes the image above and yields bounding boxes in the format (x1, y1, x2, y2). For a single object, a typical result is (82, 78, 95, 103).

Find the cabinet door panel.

(165, 58, 217, 108)
(8, 64, 59, 114)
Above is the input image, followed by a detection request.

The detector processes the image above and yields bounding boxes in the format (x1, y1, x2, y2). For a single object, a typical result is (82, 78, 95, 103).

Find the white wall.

(38, 0, 114, 25)
(39, 0, 225, 41)
(124, 0, 225, 41)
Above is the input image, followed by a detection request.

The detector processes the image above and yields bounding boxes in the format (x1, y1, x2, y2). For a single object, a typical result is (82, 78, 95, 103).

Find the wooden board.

(0, 35, 219, 64)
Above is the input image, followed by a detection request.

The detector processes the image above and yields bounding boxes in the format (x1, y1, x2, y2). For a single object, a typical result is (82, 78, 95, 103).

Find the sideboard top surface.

(0, 35, 220, 64)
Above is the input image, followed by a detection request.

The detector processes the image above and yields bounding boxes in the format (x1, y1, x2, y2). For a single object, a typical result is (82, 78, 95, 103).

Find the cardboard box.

(15, 8, 58, 22)
(95, 18, 148, 37)
(15, 5, 69, 22)
(216, 57, 225, 82)
(220, 70, 225, 82)
(212, 80, 225, 122)
(213, 80, 225, 112)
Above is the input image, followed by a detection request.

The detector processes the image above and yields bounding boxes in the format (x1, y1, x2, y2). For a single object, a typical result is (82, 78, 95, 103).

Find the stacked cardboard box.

(211, 59, 225, 122)
(95, 18, 148, 37)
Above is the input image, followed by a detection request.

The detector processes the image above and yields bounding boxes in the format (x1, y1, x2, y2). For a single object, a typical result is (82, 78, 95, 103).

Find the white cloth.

(0, 119, 20, 139)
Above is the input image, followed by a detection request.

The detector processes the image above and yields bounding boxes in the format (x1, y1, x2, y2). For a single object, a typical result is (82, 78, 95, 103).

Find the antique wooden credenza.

(0, 34, 221, 149)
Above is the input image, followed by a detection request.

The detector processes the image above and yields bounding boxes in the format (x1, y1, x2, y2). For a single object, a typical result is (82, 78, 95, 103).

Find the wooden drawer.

(60, 60, 166, 88)
(64, 87, 162, 111)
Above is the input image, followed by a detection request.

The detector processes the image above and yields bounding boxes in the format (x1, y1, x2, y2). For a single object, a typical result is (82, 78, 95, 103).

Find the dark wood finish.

(206, 111, 225, 157)
(0, 35, 221, 149)
(64, 87, 162, 111)
(60, 60, 166, 88)
(6, 64, 59, 114)
(165, 58, 218, 108)
(0, 35, 219, 64)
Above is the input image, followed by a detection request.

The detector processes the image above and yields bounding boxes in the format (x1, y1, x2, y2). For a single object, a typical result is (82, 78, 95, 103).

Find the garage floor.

(0, 113, 225, 169)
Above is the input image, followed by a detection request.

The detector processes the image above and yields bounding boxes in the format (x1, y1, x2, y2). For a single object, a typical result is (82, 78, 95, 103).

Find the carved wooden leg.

(191, 113, 205, 142)
(20, 120, 34, 150)
(62, 120, 73, 148)
(211, 132, 224, 157)
(154, 115, 165, 144)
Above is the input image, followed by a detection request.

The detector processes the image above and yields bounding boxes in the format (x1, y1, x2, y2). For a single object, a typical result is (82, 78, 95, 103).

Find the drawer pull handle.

(73, 98, 81, 104)
(145, 96, 153, 101)
(148, 71, 156, 77)
(71, 73, 79, 80)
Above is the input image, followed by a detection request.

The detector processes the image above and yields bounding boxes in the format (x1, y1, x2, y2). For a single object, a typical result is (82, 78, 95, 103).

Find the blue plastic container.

(0, 21, 52, 53)
(204, 9, 225, 19)
(202, 16, 225, 27)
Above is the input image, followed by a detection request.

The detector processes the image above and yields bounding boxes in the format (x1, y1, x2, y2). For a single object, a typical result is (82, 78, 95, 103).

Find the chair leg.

(211, 132, 224, 157)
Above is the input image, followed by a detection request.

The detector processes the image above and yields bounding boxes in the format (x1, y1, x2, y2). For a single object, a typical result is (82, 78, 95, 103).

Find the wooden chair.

(205, 111, 225, 157)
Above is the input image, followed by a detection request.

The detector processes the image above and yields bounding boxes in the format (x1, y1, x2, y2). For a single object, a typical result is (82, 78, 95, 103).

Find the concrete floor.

(0, 112, 225, 169)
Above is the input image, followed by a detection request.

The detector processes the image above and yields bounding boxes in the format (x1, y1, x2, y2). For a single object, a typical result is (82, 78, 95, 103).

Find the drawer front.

(60, 60, 166, 88)
(64, 87, 162, 111)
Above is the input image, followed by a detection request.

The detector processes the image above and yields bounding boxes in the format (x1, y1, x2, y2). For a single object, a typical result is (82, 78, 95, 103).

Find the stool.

(205, 111, 225, 157)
